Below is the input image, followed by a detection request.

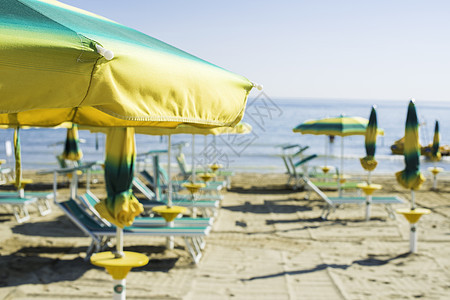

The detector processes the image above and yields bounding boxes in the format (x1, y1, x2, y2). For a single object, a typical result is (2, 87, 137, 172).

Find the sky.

(60, 0, 450, 102)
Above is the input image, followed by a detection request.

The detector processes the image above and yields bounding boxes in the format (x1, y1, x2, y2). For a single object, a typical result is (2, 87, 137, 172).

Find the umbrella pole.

(338, 136, 344, 197)
(166, 135, 174, 249)
(324, 136, 328, 167)
(204, 136, 208, 172)
(167, 135, 172, 208)
(411, 190, 416, 210)
(153, 155, 160, 201)
(191, 135, 196, 183)
(115, 227, 124, 258)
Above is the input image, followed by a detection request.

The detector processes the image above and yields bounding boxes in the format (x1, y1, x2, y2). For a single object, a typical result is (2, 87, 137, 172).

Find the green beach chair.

(56, 198, 212, 264)
(302, 176, 406, 220)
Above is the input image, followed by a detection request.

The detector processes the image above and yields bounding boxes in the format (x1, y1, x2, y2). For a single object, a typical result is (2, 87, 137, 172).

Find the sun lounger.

(174, 143, 234, 188)
(137, 172, 223, 202)
(288, 154, 318, 189)
(0, 191, 52, 216)
(302, 176, 406, 220)
(0, 196, 38, 223)
(57, 198, 212, 264)
(78, 191, 214, 227)
(131, 177, 219, 217)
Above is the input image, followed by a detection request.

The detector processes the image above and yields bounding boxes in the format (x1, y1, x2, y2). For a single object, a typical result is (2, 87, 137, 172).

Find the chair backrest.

(57, 198, 109, 233)
(302, 177, 333, 206)
(78, 192, 112, 226)
(132, 177, 156, 200)
(175, 152, 188, 177)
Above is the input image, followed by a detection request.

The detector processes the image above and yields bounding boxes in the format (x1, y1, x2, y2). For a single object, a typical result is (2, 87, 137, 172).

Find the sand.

(0, 170, 449, 299)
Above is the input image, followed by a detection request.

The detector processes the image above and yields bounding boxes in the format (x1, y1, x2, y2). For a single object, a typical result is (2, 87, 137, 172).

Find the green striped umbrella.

(95, 128, 143, 228)
(293, 115, 370, 136)
(0, 0, 255, 128)
(62, 124, 83, 162)
(430, 120, 441, 162)
(360, 106, 378, 173)
(395, 100, 425, 199)
(293, 115, 376, 196)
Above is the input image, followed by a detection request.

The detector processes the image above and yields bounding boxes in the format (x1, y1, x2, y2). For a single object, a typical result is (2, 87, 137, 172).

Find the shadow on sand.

(241, 253, 412, 281)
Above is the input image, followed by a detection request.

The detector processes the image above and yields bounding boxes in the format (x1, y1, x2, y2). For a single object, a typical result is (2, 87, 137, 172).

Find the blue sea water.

(0, 97, 449, 175)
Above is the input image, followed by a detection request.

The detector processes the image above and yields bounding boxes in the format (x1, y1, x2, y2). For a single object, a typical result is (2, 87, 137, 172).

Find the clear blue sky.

(60, 0, 450, 102)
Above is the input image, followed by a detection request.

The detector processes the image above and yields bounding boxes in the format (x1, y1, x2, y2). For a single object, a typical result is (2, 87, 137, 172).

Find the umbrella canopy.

(62, 123, 83, 161)
(95, 128, 142, 228)
(293, 116, 376, 136)
(395, 100, 425, 190)
(0, 0, 255, 128)
(430, 120, 441, 162)
(360, 106, 378, 171)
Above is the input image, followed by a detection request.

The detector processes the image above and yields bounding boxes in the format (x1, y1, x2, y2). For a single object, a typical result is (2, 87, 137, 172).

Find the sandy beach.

(0, 170, 449, 299)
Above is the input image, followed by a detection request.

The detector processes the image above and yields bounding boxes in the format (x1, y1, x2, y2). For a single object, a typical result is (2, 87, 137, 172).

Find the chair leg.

(36, 199, 52, 216)
(384, 204, 396, 220)
(184, 237, 202, 264)
(12, 205, 31, 223)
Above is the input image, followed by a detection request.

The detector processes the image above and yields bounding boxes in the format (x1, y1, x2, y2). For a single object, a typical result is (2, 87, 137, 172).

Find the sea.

(1, 97, 449, 175)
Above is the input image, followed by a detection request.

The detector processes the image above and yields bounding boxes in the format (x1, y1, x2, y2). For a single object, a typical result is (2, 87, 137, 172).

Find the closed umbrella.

(13, 127, 22, 195)
(429, 120, 442, 189)
(95, 128, 142, 229)
(359, 106, 380, 221)
(395, 100, 426, 204)
(62, 124, 83, 162)
(360, 106, 379, 178)
(430, 121, 441, 162)
(395, 99, 429, 254)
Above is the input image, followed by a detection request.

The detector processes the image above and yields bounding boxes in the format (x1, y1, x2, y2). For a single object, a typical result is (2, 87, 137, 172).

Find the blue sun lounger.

(0, 196, 38, 223)
(132, 177, 220, 217)
(77, 191, 214, 227)
(57, 198, 211, 264)
(302, 176, 406, 220)
(0, 191, 52, 217)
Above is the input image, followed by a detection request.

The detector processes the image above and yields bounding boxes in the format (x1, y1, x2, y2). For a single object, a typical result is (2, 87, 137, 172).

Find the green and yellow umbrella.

(62, 124, 83, 162)
(95, 128, 143, 228)
(0, 0, 255, 128)
(0, 0, 257, 229)
(395, 100, 426, 194)
(293, 115, 383, 196)
(430, 120, 441, 162)
(360, 106, 378, 173)
(13, 127, 22, 190)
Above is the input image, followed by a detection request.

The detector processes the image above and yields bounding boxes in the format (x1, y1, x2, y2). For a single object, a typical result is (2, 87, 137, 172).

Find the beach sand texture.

(0, 171, 449, 299)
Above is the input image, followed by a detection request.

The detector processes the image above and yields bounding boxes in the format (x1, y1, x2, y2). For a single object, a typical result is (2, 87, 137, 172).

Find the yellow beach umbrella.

(0, 0, 256, 228)
(0, 0, 256, 129)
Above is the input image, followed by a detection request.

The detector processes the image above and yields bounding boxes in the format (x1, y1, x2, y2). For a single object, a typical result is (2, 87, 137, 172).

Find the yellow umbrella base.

(321, 166, 331, 174)
(428, 167, 443, 176)
(199, 173, 216, 182)
(182, 182, 206, 194)
(397, 208, 431, 224)
(10, 178, 33, 190)
(90, 251, 149, 280)
(209, 164, 223, 172)
(152, 205, 187, 222)
(357, 183, 382, 196)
